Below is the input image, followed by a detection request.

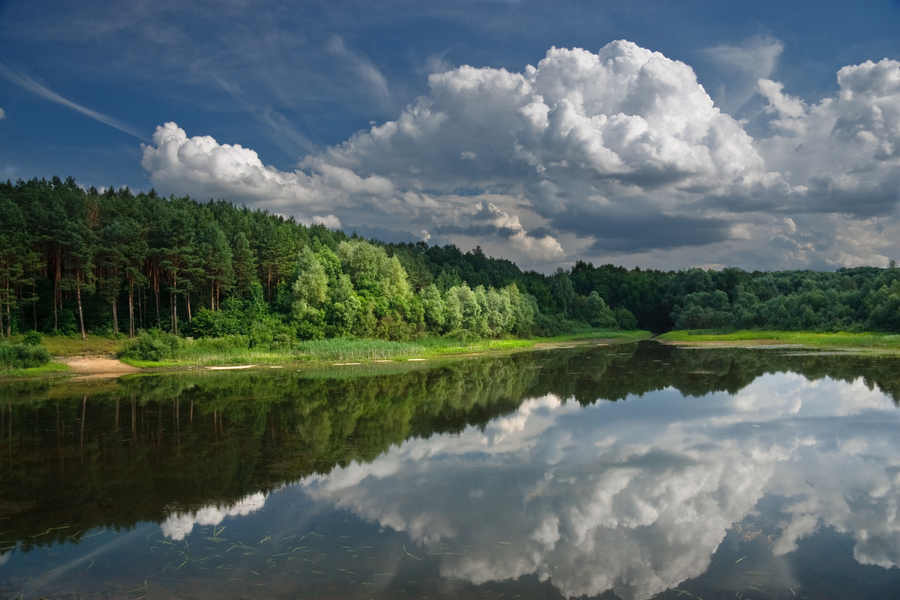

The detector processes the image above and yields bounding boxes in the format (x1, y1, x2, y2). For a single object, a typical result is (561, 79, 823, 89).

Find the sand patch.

(61, 356, 139, 378)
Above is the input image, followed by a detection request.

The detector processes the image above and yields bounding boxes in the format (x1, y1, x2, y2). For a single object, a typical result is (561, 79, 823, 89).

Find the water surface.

(1, 342, 899, 599)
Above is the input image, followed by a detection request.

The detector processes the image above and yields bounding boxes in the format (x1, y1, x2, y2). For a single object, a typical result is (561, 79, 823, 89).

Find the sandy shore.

(60, 356, 140, 377)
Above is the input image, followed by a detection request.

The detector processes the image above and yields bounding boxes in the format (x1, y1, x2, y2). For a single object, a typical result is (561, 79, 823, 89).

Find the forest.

(1, 176, 900, 353)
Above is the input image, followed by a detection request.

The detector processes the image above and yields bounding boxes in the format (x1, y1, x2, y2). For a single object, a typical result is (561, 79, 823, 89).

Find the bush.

(22, 331, 43, 346)
(117, 330, 182, 362)
(0, 340, 52, 370)
(531, 313, 574, 337)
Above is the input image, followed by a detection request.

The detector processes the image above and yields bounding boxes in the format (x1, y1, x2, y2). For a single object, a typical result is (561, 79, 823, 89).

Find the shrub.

(0, 340, 51, 370)
(22, 331, 43, 346)
(117, 330, 182, 362)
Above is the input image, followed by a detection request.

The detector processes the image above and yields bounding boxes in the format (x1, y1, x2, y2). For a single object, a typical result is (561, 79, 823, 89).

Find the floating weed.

(82, 529, 107, 539)
(742, 530, 763, 542)
(85, 560, 94, 571)
(735, 555, 747, 564)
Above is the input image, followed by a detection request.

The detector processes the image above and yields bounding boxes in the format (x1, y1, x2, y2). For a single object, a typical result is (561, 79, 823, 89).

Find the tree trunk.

(187, 292, 192, 322)
(54, 243, 61, 331)
(76, 276, 86, 340)
(171, 272, 178, 336)
(154, 268, 161, 329)
(111, 295, 119, 335)
(128, 283, 135, 338)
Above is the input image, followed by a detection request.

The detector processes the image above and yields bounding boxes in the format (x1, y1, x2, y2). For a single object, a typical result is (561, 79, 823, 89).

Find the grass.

(0, 362, 71, 378)
(3, 328, 652, 376)
(658, 329, 900, 350)
(122, 328, 652, 368)
(4, 334, 126, 357)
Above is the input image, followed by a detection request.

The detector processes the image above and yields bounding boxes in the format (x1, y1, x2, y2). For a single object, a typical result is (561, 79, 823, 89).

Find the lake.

(1, 341, 899, 599)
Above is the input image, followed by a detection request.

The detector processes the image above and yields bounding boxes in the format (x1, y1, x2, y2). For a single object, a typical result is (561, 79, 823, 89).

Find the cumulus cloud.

(756, 57, 900, 217)
(142, 41, 900, 269)
(0, 107, 5, 120)
(300, 374, 900, 599)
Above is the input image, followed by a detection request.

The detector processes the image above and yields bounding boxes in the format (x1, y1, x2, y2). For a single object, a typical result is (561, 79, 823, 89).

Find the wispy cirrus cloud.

(0, 61, 148, 142)
(702, 35, 785, 117)
(327, 35, 392, 107)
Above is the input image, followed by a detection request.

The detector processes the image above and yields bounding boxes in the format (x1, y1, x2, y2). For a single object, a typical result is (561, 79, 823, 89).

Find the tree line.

(1, 176, 899, 343)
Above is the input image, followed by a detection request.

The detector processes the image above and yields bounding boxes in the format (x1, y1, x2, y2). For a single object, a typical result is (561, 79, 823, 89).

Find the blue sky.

(1, 1, 898, 271)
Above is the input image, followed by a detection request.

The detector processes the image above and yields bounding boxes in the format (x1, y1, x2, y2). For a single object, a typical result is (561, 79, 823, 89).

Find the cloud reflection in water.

(301, 374, 900, 599)
(161, 493, 268, 541)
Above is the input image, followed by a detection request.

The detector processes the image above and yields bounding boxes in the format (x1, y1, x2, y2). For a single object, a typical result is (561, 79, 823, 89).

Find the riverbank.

(0, 329, 653, 379)
(657, 329, 900, 351)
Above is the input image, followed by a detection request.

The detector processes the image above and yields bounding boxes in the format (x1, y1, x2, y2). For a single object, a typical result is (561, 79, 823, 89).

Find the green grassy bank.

(0, 328, 652, 377)
(658, 329, 900, 350)
(119, 328, 653, 368)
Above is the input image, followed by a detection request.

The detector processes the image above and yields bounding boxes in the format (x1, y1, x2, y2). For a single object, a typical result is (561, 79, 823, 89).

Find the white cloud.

(0, 107, 5, 120)
(141, 42, 900, 270)
(756, 57, 900, 216)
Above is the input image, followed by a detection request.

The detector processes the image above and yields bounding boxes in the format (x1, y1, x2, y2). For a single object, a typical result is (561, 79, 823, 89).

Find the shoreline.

(1, 333, 652, 381)
(6, 328, 900, 381)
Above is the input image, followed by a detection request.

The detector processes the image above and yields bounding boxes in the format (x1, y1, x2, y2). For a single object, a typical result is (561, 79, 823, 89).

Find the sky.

(1, 0, 899, 272)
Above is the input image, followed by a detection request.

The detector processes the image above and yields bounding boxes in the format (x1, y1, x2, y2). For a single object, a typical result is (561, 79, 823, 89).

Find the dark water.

(1, 341, 899, 599)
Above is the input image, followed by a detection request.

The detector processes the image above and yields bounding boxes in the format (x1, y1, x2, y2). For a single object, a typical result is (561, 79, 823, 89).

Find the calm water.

(1, 342, 899, 599)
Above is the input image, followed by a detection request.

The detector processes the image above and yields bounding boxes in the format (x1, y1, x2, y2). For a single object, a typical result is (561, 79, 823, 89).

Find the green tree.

(232, 232, 257, 296)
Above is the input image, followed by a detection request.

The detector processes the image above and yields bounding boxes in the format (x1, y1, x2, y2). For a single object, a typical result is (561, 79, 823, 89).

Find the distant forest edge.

(2, 176, 900, 349)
